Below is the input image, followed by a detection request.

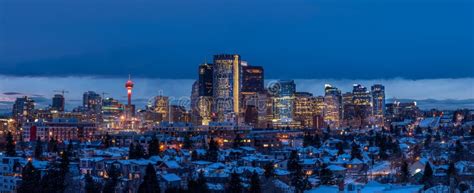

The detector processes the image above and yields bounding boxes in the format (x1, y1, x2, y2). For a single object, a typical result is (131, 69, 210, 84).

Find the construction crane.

(101, 92, 109, 99)
(53, 89, 69, 96)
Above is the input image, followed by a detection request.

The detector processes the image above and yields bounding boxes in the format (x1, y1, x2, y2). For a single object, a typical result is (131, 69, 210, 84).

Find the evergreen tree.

(39, 167, 66, 193)
(454, 140, 464, 161)
(421, 163, 433, 189)
(302, 133, 312, 147)
(264, 162, 275, 179)
(183, 134, 193, 149)
(400, 161, 410, 183)
(102, 164, 121, 193)
(34, 137, 43, 160)
(312, 134, 321, 148)
(48, 137, 58, 153)
(5, 131, 16, 157)
(135, 142, 145, 158)
(447, 162, 456, 180)
(291, 163, 305, 193)
(287, 150, 300, 173)
(17, 161, 40, 193)
(227, 171, 243, 193)
(350, 142, 362, 160)
(148, 135, 160, 156)
(196, 170, 209, 193)
(249, 171, 261, 193)
(138, 164, 160, 193)
(336, 142, 344, 155)
(319, 164, 333, 185)
(191, 150, 199, 161)
(233, 134, 243, 148)
(415, 126, 422, 135)
(103, 133, 112, 148)
(206, 138, 219, 162)
(84, 172, 101, 193)
(129, 142, 136, 159)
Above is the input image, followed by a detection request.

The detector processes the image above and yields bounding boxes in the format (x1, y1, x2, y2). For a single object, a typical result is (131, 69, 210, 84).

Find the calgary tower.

(125, 75, 134, 106)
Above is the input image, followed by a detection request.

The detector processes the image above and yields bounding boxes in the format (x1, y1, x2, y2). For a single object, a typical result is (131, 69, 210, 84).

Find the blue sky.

(1, 0, 473, 79)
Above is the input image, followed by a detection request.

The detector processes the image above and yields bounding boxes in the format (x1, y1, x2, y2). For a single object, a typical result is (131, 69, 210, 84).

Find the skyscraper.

(241, 65, 264, 92)
(323, 84, 342, 128)
(12, 96, 35, 124)
(52, 94, 65, 112)
(152, 96, 170, 122)
(83, 91, 102, 112)
(212, 54, 241, 122)
(273, 80, 296, 125)
(198, 63, 213, 96)
(352, 84, 372, 127)
(371, 84, 385, 126)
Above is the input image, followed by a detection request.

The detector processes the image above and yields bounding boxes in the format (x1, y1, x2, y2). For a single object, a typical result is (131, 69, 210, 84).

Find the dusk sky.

(0, 0, 473, 112)
(1, 0, 473, 79)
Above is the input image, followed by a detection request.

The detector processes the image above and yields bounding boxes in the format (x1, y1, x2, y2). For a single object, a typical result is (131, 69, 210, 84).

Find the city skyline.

(1, 75, 473, 113)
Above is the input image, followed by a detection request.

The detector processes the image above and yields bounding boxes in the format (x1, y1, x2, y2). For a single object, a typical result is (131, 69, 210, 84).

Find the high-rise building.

(83, 91, 102, 112)
(198, 63, 213, 97)
(342, 92, 355, 126)
(52, 94, 65, 112)
(212, 54, 241, 122)
(352, 84, 372, 127)
(242, 66, 264, 93)
(101, 98, 124, 129)
(152, 96, 170, 122)
(323, 84, 342, 128)
(272, 80, 296, 125)
(294, 92, 315, 128)
(371, 84, 385, 126)
(12, 96, 35, 124)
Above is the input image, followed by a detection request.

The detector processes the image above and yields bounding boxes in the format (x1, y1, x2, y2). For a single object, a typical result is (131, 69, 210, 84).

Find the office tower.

(294, 92, 315, 128)
(371, 84, 385, 126)
(242, 66, 264, 92)
(170, 105, 189, 123)
(272, 80, 296, 125)
(191, 81, 200, 124)
(352, 84, 372, 127)
(101, 98, 124, 129)
(52, 94, 65, 112)
(323, 84, 342, 128)
(212, 54, 241, 122)
(152, 96, 170, 122)
(83, 91, 102, 112)
(198, 63, 213, 96)
(12, 96, 35, 124)
(342, 92, 355, 126)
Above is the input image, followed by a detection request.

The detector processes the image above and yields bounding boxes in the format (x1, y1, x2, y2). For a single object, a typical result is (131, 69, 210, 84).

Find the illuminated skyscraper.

(323, 84, 342, 128)
(352, 84, 372, 127)
(12, 96, 35, 124)
(242, 66, 264, 92)
(272, 80, 296, 125)
(294, 92, 314, 128)
(152, 96, 170, 122)
(198, 63, 213, 96)
(83, 91, 102, 112)
(52, 94, 65, 112)
(212, 54, 241, 122)
(371, 84, 385, 126)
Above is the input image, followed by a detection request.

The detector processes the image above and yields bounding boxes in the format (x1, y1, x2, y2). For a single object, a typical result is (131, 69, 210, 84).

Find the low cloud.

(0, 76, 472, 112)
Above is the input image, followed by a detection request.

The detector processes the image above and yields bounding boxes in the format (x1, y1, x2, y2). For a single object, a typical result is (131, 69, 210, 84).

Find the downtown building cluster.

(189, 54, 389, 130)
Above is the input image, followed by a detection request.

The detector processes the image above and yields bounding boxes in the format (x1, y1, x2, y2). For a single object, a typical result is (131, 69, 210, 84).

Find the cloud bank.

(0, 76, 472, 112)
